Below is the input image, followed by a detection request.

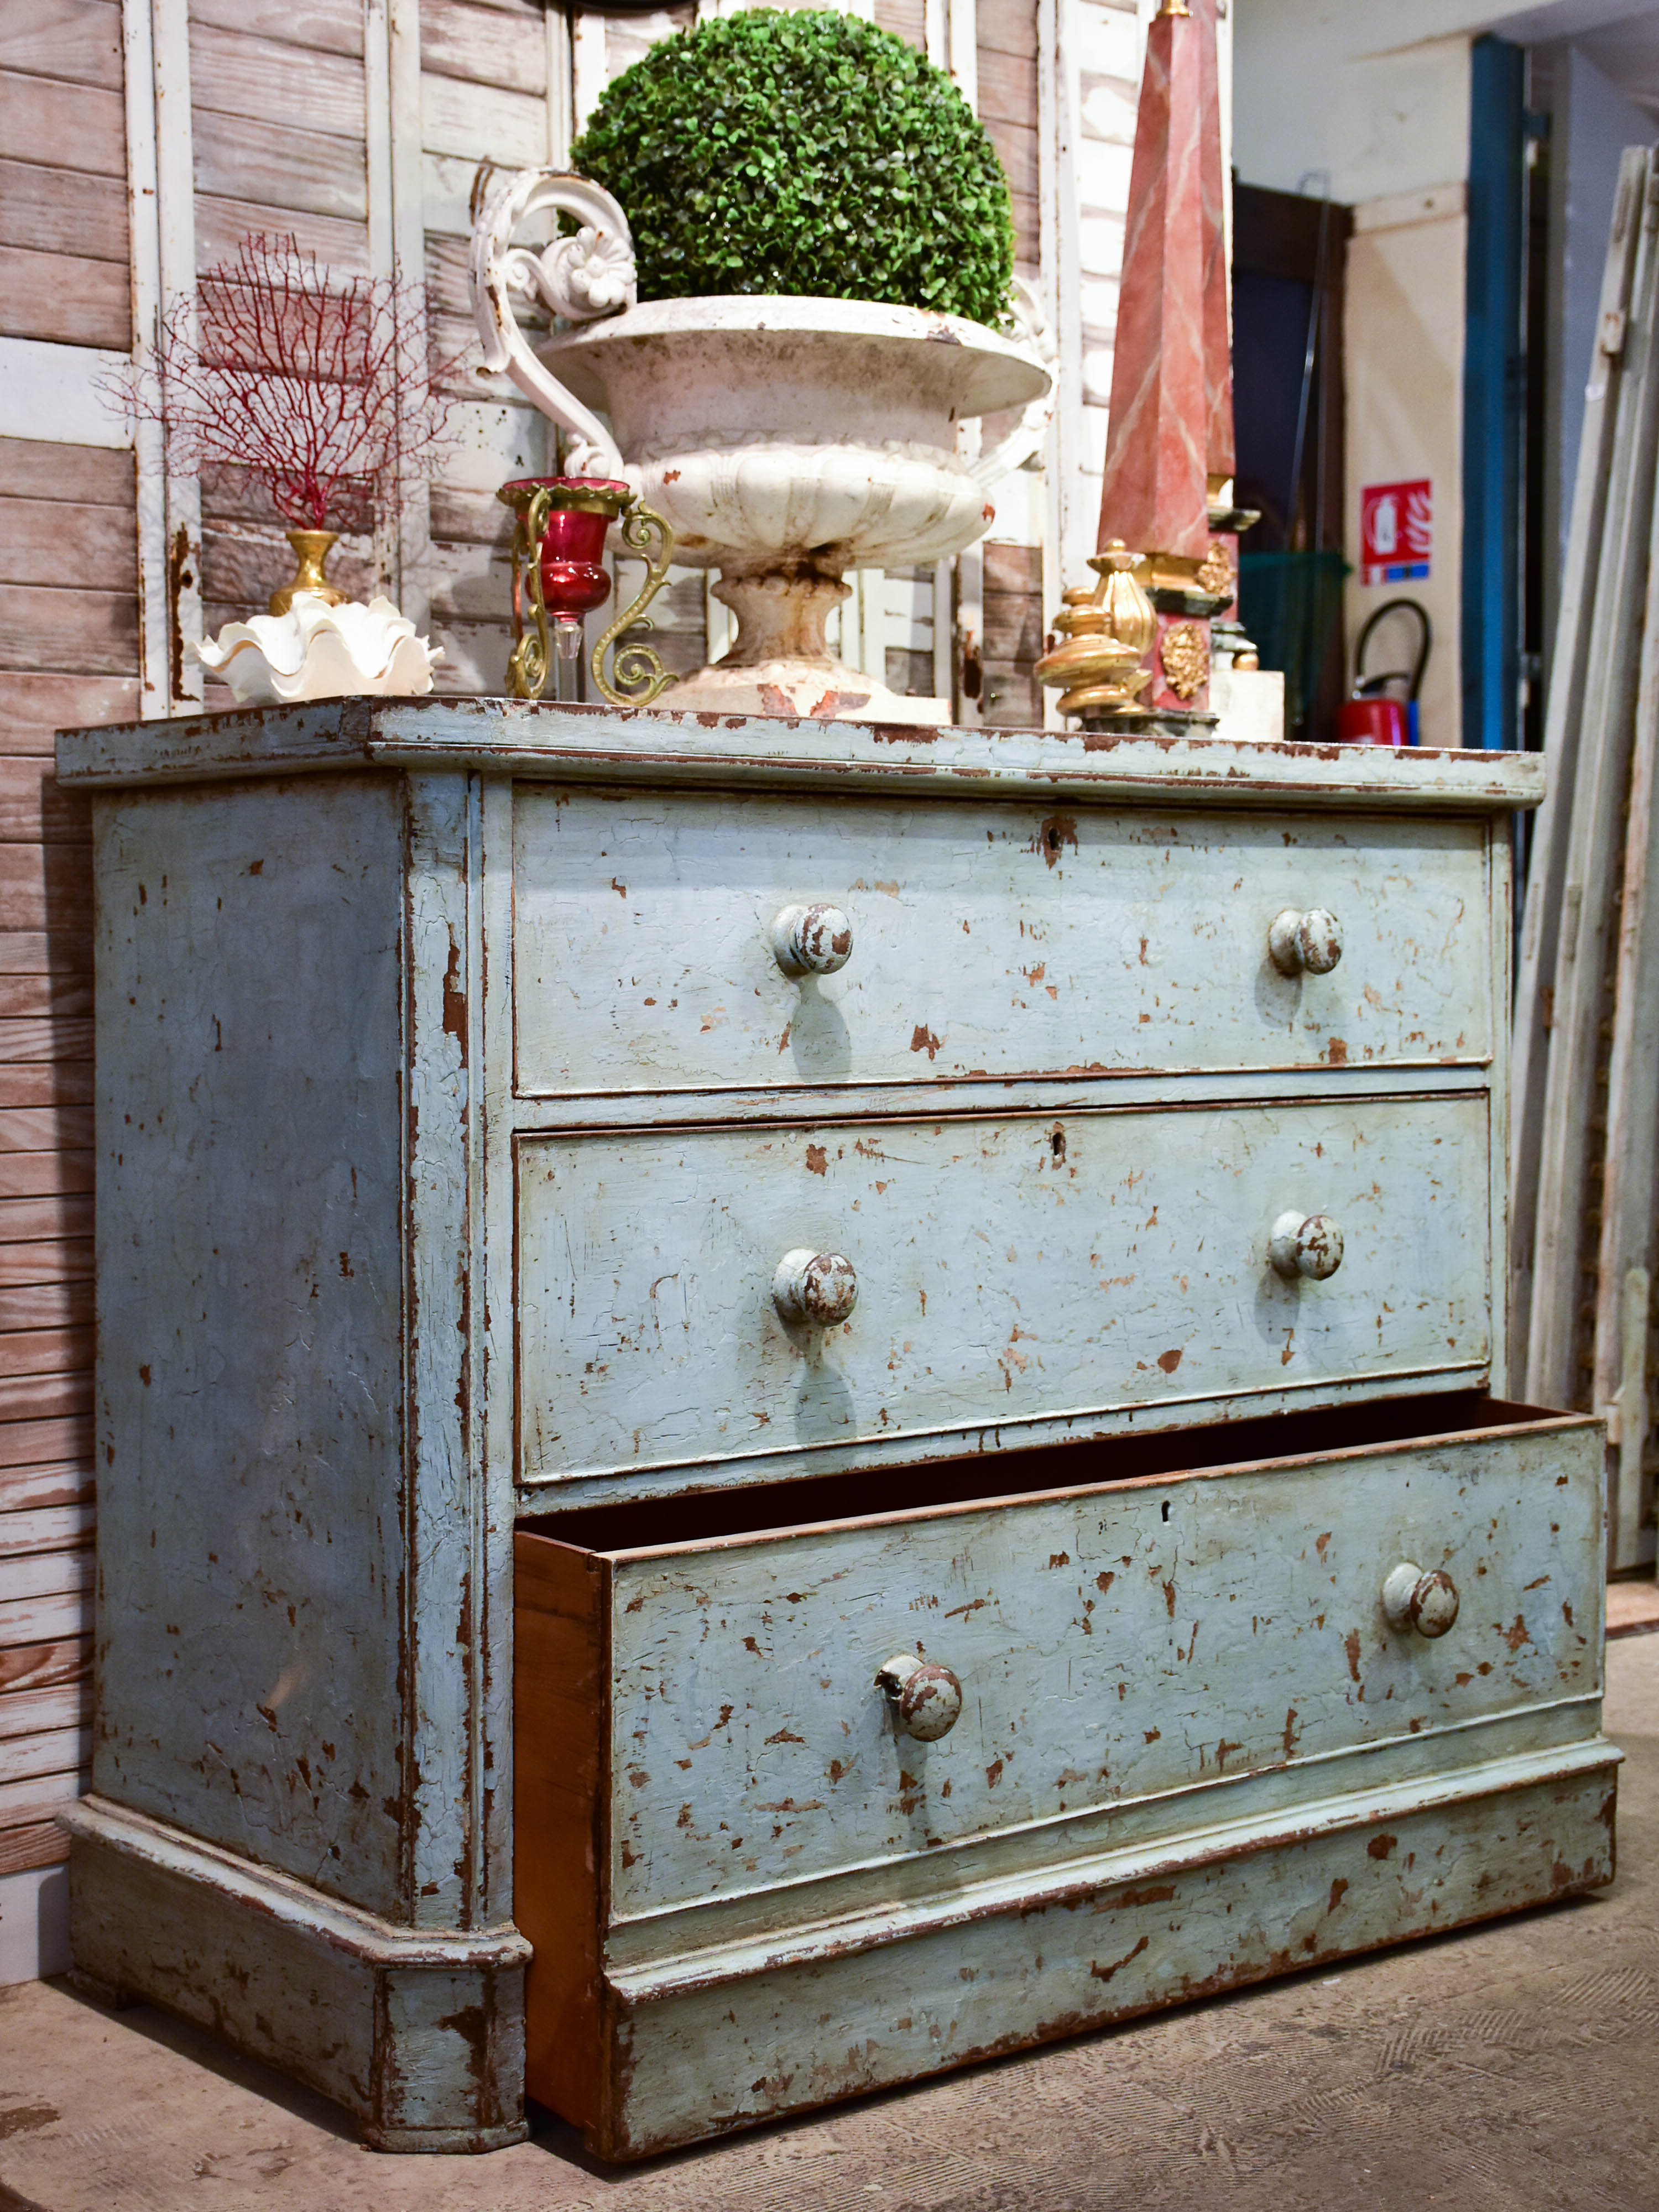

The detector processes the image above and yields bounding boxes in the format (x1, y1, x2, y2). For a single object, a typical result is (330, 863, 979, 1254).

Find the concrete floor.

(1, 1643, 1655, 2212)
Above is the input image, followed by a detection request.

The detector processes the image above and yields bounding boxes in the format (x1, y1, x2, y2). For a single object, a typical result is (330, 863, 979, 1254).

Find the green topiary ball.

(570, 9, 1016, 328)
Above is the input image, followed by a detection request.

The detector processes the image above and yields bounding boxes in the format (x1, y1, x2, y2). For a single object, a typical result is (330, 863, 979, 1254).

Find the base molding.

(578, 1748, 1620, 2161)
(61, 1797, 530, 2153)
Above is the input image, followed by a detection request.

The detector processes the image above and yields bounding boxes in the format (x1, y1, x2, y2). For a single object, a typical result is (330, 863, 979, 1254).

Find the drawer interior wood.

(511, 787, 1493, 1094)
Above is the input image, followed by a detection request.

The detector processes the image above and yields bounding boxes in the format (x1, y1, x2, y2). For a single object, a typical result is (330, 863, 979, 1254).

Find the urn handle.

(1269, 1211, 1344, 1280)
(771, 902, 854, 977)
(1268, 907, 1343, 976)
(773, 1248, 858, 1326)
(1382, 1562, 1460, 1639)
(967, 275, 1058, 491)
(877, 1653, 963, 1741)
(470, 166, 637, 476)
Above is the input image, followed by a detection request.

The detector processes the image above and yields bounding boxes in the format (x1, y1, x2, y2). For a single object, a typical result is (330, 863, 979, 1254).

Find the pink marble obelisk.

(1095, 0, 1224, 716)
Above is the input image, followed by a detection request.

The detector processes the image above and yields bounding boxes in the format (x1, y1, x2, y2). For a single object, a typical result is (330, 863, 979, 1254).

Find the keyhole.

(1050, 1126, 1066, 1162)
(1161, 1499, 1171, 1522)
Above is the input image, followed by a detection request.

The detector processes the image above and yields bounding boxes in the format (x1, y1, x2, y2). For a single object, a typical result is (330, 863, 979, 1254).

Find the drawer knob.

(772, 902, 853, 977)
(1269, 1211, 1344, 1280)
(1269, 907, 1343, 976)
(876, 1652, 963, 1741)
(1383, 1562, 1460, 1639)
(773, 1248, 858, 1326)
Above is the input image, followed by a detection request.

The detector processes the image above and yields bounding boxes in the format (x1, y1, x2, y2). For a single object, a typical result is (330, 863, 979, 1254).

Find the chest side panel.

(512, 789, 1490, 1093)
(517, 1093, 1490, 1484)
(604, 1420, 1602, 1915)
(92, 775, 408, 1916)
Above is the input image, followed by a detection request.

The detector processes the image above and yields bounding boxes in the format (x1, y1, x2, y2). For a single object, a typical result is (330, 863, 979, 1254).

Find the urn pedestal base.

(664, 567, 937, 726)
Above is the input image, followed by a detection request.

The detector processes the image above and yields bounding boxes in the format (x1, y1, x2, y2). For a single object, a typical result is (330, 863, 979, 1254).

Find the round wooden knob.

(1382, 1562, 1460, 1639)
(1269, 907, 1343, 975)
(773, 1248, 858, 1326)
(876, 1653, 963, 1741)
(771, 902, 853, 976)
(1269, 1211, 1344, 1280)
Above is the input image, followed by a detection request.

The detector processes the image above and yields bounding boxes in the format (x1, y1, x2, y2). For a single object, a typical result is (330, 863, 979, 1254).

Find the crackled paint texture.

(512, 790, 1491, 1095)
(517, 1095, 1491, 1484)
(602, 1423, 1601, 1915)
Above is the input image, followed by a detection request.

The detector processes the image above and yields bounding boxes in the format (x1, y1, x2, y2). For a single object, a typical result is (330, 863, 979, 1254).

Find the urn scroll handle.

(471, 166, 638, 477)
(967, 275, 1059, 492)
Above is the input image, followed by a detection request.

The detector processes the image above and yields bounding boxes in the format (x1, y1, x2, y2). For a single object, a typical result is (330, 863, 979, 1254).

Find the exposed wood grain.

(0, 440, 133, 510)
(427, 484, 513, 549)
(0, 1546, 90, 1601)
(0, 244, 129, 349)
(421, 0, 547, 93)
(0, 1153, 91, 1201)
(0, 70, 123, 178)
(420, 70, 547, 165)
(194, 194, 368, 275)
(981, 113, 1038, 204)
(0, 847, 93, 935)
(0, 672, 140, 755)
(0, 1238, 92, 1286)
(193, 107, 368, 225)
(0, 0, 122, 92)
(0, 499, 135, 599)
(0, 1502, 90, 1559)
(516, 1530, 606, 2135)
(0, 158, 127, 263)
(0, 1678, 88, 1740)
(977, 43, 1039, 129)
(1511, 151, 1648, 1394)
(0, 1455, 92, 1508)
(0, 1816, 70, 1869)
(0, 981, 91, 1026)
(873, 0, 925, 49)
(0, 1109, 93, 1155)
(0, 1326, 92, 1375)
(0, 1418, 92, 1473)
(0, 1369, 87, 1423)
(187, 22, 365, 138)
(0, 1723, 88, 1788)
(0, 1027, 92, 1074)
(0, 1070, 91, 1110)
(0, 763, 89, 847)
(188, 0, 364, 59)
(0, 585, 139, 677)
(978, 0, 1038, 60)
(0, 1764, 85, 1821)
(0, 1635, 86, 1695)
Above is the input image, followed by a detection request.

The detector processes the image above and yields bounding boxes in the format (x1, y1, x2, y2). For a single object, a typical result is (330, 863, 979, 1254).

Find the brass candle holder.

(1035, 540, 1158, 719)
(499, 477, 677, 707)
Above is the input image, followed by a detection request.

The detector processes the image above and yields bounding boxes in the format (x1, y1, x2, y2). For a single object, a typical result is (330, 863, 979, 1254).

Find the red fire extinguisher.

(1338, 599, 1431, 746)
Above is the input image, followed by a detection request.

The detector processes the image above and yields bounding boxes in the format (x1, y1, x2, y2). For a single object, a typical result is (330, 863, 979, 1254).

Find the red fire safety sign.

(1360, 479, 1432, 586)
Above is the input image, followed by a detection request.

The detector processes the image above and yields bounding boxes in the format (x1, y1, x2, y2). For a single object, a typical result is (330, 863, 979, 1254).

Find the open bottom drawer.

(513, 1395, 1617, 2161)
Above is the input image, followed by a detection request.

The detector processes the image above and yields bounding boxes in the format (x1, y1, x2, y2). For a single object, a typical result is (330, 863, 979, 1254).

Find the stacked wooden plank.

(0, 0, 135, 1891)
(1512, 145, 1659, 1572)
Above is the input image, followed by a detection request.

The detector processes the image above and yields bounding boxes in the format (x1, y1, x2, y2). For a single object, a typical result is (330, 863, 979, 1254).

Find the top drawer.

(510, 787, 1491, 1097)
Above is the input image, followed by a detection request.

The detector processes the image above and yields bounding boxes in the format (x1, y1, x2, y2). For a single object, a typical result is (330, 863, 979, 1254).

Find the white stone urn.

(471, 168, 1053, 723)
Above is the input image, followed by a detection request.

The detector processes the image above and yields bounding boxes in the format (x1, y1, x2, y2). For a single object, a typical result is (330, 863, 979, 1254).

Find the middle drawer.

(516, 1092, 1491, 1488)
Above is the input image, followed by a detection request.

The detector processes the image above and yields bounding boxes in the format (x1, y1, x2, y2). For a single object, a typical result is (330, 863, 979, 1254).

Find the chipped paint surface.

(599, 1420, 1601, 1917)
(93, 778, 409, 1912)
(593, 1760, 1616, 2160)
(512, 790, 1491, 1094)
(516, 1096, 1491, 1486)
